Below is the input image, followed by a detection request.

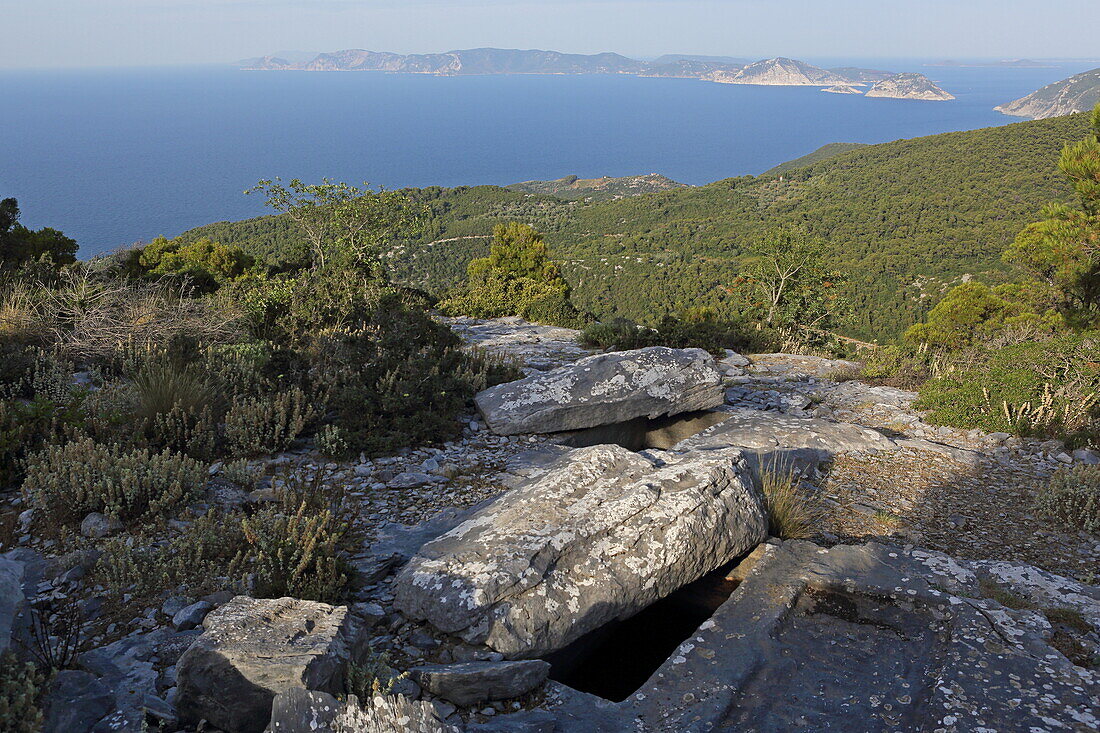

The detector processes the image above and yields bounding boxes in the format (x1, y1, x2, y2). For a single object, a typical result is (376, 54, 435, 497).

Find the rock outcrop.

(394, 444, 766, 657)
(534, 541, 1100, 731)
(865, 73, 955, 101)
(410, 660, 551, 705)
(265, 690, 457, 733)
(176, 596, 363, 733)
(0, 554, 24, 652)
(996, 67, 1100, 119)
(474, 346, 723, 435)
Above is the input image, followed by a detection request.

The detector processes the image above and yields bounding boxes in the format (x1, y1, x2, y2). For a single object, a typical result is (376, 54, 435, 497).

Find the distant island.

(240, 48, 954, 101)
(996, 67, 1100, 119)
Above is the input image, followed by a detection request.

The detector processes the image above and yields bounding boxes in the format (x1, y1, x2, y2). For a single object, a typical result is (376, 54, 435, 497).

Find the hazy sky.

(4, 0, 1098, 69)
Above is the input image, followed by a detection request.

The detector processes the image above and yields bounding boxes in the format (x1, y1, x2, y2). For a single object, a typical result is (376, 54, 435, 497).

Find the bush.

(224, 387, 318, 457)
(131, 358, 220, 421)
(22, 438, 206, 528)
(914, 333, 1100, 440)
(579, 314, 774, 357)
(1036, 465, 1100, 532)
(240, 503, 350, 602)
(0, 652, 45, 733)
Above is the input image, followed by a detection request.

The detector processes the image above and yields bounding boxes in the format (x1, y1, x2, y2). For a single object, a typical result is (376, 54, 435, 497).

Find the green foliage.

(0, 652, 45, 733)
(737, 228, 847, 329)
(0, 197, 77, 271)
(22, 438, 206, 528)
(223, 387, 318, 457)
(240, 502, 350, 602)
(904, 281, 1062, 349)
(579, 311, 775, 356)
(439, 222, 588, 327)
(914, 334, 1100, 439)
(133, 235, 254, 290)
(1003, 105, 1100, 323)
(245, 178, 424, 271)
(1036, 465, 1100, 533)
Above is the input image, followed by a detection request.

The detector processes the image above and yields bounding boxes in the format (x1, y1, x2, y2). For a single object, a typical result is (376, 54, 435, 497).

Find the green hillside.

(762, 142, 868, 176)
(181, 113, 1090, 341)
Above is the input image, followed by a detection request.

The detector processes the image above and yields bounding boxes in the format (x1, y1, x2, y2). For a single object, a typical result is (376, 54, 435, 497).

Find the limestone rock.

(411, 660, 551, 706)
(171, 600, 212, 631)
(394, 444, 766, 657)
(474, 346, 723, 435)
(80, 512, 124, 539)
(42, 670, 115, 733)
(0, 554, 25, 652)
(265, 688, 341, 733)
(332, 694, 458, 733)
(176, 596, 363, 733)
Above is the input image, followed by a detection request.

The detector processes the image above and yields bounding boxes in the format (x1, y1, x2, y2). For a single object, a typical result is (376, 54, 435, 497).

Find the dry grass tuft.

(759, 461, 827, 539)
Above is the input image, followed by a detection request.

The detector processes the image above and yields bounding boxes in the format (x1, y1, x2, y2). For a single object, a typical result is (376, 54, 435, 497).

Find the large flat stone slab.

(474, 347, 723, 435)
(393, 444, 766, 657)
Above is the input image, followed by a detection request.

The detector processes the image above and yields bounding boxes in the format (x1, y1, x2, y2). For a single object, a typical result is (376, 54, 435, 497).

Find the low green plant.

(239, 502, 350, 602)
(219, 459, 264, 491)
(759, 462, 826, 539)
(346, 651, 407, 698)
(0, 652, 45, 733)
(316, 424, 350, 457)
(22, 438, 206, 528)
(579, 314, 774, 357)
(1036, 465, 1100, 532)
(224, 387, 318, 456)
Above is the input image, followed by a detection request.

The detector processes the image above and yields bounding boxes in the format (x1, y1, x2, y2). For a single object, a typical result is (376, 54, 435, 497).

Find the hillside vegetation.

(182, 113, 1091, 340)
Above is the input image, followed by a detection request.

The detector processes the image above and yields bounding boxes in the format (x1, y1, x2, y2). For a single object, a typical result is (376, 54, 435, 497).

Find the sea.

(1, 59, 1095, 257)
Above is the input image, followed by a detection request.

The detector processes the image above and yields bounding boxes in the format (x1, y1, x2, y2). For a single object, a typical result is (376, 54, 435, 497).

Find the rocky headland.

(997, 67, 1100, 119)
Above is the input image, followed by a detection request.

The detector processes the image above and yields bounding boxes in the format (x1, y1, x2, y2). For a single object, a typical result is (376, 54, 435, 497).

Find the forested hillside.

(182, 113, 1090, 340)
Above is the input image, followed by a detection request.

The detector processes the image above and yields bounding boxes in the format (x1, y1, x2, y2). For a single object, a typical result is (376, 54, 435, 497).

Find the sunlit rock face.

(474, 346, 724, 436)
(393, 444, 766, 658)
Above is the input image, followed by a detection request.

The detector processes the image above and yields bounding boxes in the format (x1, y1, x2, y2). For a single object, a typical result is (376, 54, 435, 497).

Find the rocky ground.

(2, 315, 1097, 731)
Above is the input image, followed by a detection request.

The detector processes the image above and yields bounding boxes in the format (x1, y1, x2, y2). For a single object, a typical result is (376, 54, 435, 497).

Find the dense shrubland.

(0, 180, 522, 668)
(182, 114, 1092, 341)
(867, 105, 1100, 449)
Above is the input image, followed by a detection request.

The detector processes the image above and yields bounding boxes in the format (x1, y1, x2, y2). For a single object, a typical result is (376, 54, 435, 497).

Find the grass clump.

(759, 462, 826, 539)
(1036, 465, 1100, 533)
(22, 437, 206, 529)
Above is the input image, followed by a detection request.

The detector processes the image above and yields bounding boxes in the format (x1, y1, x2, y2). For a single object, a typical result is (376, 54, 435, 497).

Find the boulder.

(331, 694, 458, 733)
(474, 347, 723, 435)
(410, 660, 551, 706)
(265, 688, 341, 732)
(171, 600, 212, 631)
(42, 670, 115, 733)
(80, 512, 124, 539)
(176, 596, 363, 733)
(394, 444, 766, 657)
(0, 554, 25, 652)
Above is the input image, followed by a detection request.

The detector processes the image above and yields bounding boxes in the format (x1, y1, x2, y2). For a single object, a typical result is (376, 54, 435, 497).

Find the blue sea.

(1, 60, 1095, 257)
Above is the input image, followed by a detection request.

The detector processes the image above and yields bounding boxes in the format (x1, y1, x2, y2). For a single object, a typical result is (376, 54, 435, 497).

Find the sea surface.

(1, 60, 1095, 257)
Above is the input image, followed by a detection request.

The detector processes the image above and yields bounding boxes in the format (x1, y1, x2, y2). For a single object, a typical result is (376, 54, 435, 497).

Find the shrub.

(915, 333, 1100, 440)
(22, 438, 206, 528)
(580, 314, 773, 357)
(1036, 465, 1100, 532)
(94, 510, 249, 599)
(0, 652, 45, 733)
(759, 462, 826, 539)
(239, 503, 350, 602)
(224, 387, 318, 456)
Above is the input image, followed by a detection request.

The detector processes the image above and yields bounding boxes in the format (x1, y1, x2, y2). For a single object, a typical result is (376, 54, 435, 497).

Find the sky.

(2, 0, 1099, 70)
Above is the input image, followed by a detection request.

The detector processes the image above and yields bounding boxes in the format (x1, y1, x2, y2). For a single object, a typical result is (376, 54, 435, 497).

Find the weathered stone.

(474, 347, 723, 435)
(0, 554, 25, 652)
(80, 512, 124, 539)
(265, 688, 341, 733)
(42, 670, 115, 733)
(176, 596, 362, 733)
(394, 444, 766, 657)
(171, 600, 212, 631)
(532, 541, 1100, 732)
(411, 660, 551, 706)
(330, 694, 458, 733)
